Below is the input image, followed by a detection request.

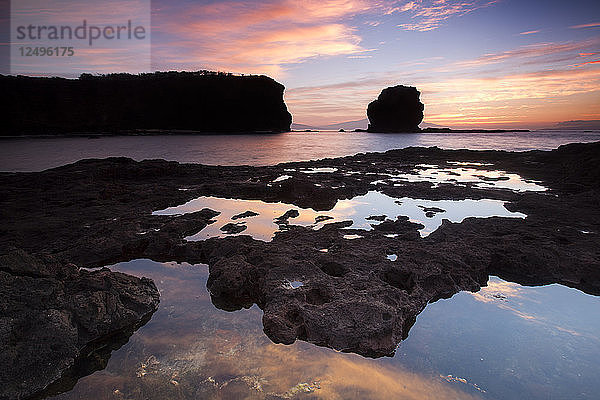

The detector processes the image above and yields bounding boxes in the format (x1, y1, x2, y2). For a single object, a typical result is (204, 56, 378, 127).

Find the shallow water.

(2, 130, 599, 172)
(374, 165, 547, 192)
(153, 191, 525, 239)
(49, 259, 600, 400)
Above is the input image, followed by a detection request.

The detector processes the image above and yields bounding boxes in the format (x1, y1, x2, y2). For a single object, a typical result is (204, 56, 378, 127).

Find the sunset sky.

(152, 0, 600, 128)
(4, 0, 600, 128)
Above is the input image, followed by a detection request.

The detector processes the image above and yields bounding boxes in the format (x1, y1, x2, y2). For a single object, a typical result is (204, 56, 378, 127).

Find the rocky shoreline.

(1, 142, 599, 398)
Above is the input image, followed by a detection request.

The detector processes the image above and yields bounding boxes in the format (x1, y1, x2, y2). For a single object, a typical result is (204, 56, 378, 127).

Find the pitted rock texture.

(0, 250, 159, 400)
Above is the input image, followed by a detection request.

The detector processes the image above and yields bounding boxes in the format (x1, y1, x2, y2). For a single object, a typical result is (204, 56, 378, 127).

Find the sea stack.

(367, 85, 424, 132)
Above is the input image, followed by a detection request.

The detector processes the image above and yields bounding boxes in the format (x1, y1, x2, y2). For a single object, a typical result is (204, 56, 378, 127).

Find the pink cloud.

(285, 61, 600, 127)
(152, 0, 389, 76)
(519, 30, 540, 35)
(453, 39, 600, 69)
(570, 22, 600, 29)
(398, 0, 499, 31)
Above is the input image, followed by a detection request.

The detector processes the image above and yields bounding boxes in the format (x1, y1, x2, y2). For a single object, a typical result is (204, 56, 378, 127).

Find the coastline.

(2, 141, 599, 397)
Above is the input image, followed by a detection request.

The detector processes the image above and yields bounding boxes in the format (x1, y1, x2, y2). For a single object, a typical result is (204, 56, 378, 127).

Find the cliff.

(367, 85, 424, 133)
(1, 71, 292, 135)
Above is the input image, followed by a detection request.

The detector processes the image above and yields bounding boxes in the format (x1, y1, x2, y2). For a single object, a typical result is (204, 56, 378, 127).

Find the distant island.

(1, 71, 292, 135)
(550, 120, 600, 130)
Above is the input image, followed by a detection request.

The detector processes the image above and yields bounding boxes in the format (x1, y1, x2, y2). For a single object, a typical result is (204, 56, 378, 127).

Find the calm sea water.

(1, 130, 599, 171)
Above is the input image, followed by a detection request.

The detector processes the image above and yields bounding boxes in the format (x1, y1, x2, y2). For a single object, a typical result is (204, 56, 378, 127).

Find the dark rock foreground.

(1, 142, 599, 398)
(0, 251, 159, 400)
(1, 71, 292, 135)
(367, 85, 424, 132)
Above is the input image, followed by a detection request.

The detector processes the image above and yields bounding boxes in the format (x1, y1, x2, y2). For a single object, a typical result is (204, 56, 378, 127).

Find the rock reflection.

(374, 165, 547, 192)
(50, 259, 479, 400)
(153, 191, 525, 240)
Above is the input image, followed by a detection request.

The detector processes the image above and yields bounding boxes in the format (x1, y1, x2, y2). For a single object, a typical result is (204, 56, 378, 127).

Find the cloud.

(452, 38, 600, 69)
(519, 30, 540, 35)
(397, 0, 499, 31)
(572, 60, 600, 68)
(152, 0, 397, 76)
(151, 0, 503, 74)
(570, 22, 600, 29)
(285, 58, 600, 127)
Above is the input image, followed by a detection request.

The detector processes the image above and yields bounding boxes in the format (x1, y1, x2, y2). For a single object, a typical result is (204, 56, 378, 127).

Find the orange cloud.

(152, 0, 494, 75)
(420, 66, 600, 118)
(572, 60, 600, 68)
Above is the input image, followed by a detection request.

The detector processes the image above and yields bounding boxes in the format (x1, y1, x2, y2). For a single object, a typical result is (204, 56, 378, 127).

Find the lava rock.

(1, 72, 292, 135)
(1, 142, 599, 367)
(220, 223, 247, 234)
(366, 215, 388, 221)
(231, 211, 259, 220)
(315, 215, 334, 223)
(367, 85, 424, 132)
(0, 250, 160, 400)
(275, 209, 300, 224)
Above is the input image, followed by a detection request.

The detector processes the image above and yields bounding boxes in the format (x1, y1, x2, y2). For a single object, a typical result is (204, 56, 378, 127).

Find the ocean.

(1, 130, 599, 172)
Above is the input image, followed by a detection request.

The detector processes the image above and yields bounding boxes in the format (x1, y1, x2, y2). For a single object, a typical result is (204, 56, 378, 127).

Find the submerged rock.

(366, 215, 388, 221)
(315, 215, 334, 223)
(275, 209, 300, 224)
(367, 85, 424, 132)
(231, 211, 259, 220)
(220, 223, 248, 234)
(418, 206, 446, 218)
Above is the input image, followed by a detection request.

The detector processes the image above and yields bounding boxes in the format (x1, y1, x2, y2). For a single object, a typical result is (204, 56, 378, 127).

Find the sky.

(3, 0, 600, 128)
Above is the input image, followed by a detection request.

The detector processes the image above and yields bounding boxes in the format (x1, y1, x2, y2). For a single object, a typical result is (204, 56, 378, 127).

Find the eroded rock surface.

(1, 143, 599, 397)
(0, 250, 159, 400)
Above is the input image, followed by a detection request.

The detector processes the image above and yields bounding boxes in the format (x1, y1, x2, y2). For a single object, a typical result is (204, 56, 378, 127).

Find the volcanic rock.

(0, 250, 159, 399)
(220, 223, 248, 234)
(231, 211, 259, 220)
(0, 142, 599, 388)
(367, 85, 424, 132)
(1, 72, 292, 135)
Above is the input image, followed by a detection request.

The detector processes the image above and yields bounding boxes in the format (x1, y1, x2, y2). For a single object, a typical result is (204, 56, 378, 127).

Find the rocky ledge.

(0, 250, 159, 400)
(1, 142, 599, 397)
